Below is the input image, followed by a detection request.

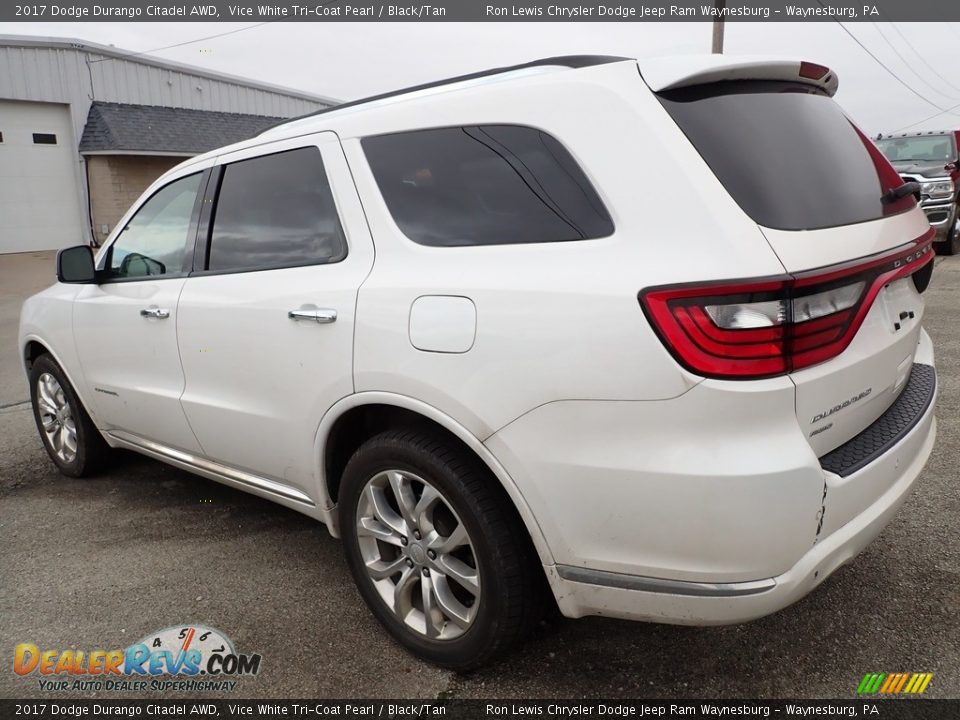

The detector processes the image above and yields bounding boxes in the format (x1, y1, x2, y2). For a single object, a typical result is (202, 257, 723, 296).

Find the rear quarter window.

(657, 81, 904, 231)
(362, 125, 613, 247)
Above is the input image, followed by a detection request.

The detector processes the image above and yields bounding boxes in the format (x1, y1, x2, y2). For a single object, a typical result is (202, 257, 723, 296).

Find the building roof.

(0, 34, 338, 106)
(80, 101, 285, 155)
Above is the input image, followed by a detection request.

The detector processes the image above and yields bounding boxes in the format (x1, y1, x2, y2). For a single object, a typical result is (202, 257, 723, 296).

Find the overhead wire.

(886, 23, 960, 95)
(870, 22, 960, 102)
(812, 1, 960, 132)
(87, 23, 272, 64)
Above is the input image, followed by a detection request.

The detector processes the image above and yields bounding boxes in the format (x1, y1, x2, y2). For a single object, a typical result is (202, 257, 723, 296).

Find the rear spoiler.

(639, 56, 839, 97)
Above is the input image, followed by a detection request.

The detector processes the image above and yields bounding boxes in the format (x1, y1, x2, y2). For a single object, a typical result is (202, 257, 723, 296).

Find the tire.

(936, 205, 959, 256)
(29, 353, 110, 477)
(339, 427, 543, 670)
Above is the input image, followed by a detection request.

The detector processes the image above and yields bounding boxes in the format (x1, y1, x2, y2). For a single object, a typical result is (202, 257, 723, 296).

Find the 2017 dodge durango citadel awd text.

(20, 55, 938, 669)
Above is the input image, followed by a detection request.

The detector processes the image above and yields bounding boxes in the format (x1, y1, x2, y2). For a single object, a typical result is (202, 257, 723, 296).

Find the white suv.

(20, 55, 938, 669)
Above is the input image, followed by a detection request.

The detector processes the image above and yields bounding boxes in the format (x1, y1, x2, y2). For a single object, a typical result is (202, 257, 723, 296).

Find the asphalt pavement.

(0, 251, 957, 700)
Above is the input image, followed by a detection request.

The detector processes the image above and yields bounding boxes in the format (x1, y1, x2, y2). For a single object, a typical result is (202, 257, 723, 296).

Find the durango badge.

(811, 388, 872, 424)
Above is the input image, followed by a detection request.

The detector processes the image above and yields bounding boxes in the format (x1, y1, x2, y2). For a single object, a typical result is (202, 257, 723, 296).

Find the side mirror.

(56, 245, 97, 284)
(945, 162, 958, 173)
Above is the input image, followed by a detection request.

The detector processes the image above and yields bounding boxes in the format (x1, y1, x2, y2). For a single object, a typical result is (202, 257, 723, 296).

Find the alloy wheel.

(36, 372, 78, 464)
(355, 469, 481, 640)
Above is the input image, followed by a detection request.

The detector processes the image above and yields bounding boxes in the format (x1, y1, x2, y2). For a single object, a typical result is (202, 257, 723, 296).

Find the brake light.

(799, 61, 830, 80)
(640, 230, 934, 379)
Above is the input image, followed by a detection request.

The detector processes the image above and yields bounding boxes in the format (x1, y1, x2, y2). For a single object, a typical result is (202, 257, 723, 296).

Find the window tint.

(658, 81, 901, 231)
(362, 125, 613, 247)
(207, 147, 346, 273)
(108, 172, 201, 279)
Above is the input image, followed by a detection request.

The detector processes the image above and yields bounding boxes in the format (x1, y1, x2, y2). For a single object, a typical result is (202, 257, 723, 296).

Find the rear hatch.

(642, 58, 935, 457)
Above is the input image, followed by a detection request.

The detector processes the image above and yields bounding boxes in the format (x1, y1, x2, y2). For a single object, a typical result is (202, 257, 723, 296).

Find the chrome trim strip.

(106, 431, 316, 507)
(556, 565, 776, 598)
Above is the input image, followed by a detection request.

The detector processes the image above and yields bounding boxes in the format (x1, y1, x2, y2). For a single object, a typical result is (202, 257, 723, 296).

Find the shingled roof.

(79, 101, 286, 155)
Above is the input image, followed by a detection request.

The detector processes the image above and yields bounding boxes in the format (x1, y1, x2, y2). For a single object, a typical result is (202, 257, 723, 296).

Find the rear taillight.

(640, 230, 934, 379)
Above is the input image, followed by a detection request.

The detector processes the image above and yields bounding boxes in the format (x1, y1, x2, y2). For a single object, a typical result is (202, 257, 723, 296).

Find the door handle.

(140, 307, 170, 319)
(288, 308, 337, 324)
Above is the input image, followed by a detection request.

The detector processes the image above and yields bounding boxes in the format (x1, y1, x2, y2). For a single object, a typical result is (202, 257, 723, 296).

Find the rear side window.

(207, 146, 346, 273)
(658, 81, 904, 231)
(362, 125, 613, 247)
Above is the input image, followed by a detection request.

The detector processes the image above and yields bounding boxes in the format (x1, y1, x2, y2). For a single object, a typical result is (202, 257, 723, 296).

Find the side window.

(362, 125, 614, 247)
(107, 172, 202, 279)
(206, 146, 347, 273)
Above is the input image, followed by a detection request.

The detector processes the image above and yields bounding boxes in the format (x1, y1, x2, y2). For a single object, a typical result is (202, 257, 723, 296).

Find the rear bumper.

(488, 331, 937, 625)
(547, 396, 935, 624)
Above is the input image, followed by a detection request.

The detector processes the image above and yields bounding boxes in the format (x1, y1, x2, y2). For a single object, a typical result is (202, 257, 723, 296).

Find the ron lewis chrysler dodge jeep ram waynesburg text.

(20, 55, 938, 669)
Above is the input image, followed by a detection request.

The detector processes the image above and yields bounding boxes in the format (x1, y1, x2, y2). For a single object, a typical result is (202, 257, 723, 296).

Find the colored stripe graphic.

(858, 673, 886, 694)
(857, 672, 932, 695)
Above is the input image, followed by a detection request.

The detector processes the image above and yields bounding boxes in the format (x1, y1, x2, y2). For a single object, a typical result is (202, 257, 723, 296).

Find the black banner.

(0, 699, 957, 719)
(5, 0, 960, 23)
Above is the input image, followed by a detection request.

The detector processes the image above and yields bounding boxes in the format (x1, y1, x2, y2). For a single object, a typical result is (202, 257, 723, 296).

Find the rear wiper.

(881, 181, 921, 205)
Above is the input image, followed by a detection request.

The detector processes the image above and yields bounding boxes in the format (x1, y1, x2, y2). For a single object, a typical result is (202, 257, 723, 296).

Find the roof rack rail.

(256, 55, 629, 136)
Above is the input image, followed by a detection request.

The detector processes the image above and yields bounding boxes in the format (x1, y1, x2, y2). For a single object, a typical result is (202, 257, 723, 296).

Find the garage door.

(0, 100, 85, 254)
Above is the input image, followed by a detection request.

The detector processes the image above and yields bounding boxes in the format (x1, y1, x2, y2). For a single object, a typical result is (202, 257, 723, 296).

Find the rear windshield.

(876, 134, 956, 164)
(657, 81, 896, 231)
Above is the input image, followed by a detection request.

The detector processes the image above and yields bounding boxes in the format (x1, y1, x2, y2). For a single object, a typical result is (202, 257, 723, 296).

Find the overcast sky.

(2, 21, 960, 134)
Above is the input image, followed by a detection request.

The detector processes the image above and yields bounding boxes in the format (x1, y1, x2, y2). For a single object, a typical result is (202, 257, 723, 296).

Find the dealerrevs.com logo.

(14, 625, 261, 692)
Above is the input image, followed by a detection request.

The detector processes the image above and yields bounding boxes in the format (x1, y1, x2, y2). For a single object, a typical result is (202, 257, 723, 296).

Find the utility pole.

(712, 0, 726, 53)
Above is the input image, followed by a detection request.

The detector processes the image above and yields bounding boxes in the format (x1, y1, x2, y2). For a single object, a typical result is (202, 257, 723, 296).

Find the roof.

(175, 52, 837, 178)
(263, 55, 636, 141)
(259, 55, 624, 137)
(0, 34, 339, 106)
(80, 101, 285, 155)
(257, 53, 837, 140)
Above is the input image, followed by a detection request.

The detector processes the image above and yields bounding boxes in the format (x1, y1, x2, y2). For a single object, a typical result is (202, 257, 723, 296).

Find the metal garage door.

(0, 100, 84, 254)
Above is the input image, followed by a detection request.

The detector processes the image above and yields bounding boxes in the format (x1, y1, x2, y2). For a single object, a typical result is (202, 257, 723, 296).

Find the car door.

(176, 132, 374, 505)
(73, 169, 207, 453)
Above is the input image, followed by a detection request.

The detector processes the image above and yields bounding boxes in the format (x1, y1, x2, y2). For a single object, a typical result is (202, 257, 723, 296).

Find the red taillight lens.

(640, 231, 934, 380)
(799, 61, 830, 80)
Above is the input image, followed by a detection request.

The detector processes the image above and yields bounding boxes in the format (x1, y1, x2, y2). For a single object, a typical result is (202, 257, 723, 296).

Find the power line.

(871, 22, 960, 102)
(886, 23, 960, 95)
(891, 101, 960, 134)
(88, 23, 271, 64)
(821, 14, 960, 118)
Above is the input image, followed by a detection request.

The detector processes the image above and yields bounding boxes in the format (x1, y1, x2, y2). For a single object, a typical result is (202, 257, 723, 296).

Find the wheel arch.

(20, 334, 101, 427)
(314, 392, 555, 566)
(23, 338, 50, 374)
